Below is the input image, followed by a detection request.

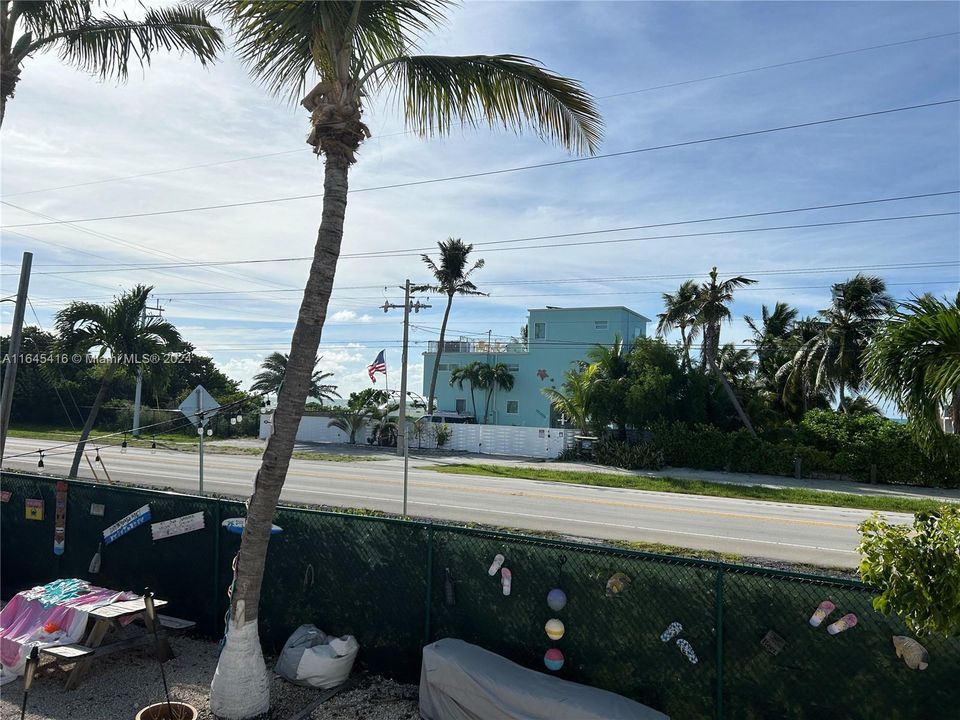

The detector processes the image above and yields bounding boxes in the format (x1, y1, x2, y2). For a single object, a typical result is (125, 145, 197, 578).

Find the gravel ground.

(0, 634, 419, 720)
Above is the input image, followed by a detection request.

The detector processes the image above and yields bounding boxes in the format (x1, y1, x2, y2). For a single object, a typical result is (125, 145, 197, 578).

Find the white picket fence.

(259, 413, 572, 459)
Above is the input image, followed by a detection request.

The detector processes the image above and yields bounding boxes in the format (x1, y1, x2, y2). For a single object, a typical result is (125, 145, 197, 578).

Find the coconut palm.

(585, 335, 630, 438)
(717, 343, 757, 385)
(786, 274, 895, 414)
(866, 292, 960, 453)
(206, 6, 601, 712)
(326, 389, 384, 443)
(250, 352, 339, 404)
(0, 1, 222, 127)
(414, 238, 486, 414)
(745, 302, 798, 380)
(542, 364, 600, 434)
(54, 285, 181, 478)
(449, 360, 482, 421)
(476, 361, 515, 424)
(656, 280, 700, 372)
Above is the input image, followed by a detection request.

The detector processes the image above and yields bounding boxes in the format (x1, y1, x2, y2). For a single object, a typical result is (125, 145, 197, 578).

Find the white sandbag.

(275, 624, 359, 689)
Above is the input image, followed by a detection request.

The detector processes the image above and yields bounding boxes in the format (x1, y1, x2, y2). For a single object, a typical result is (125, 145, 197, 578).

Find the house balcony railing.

(426, 339, 527, 354)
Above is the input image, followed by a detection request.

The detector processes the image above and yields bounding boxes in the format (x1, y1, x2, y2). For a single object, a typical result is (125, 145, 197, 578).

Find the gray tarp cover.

(419, 639, 669, 720)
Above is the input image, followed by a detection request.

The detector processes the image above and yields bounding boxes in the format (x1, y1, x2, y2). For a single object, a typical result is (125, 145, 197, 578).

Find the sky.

(2, 0, 958, 405)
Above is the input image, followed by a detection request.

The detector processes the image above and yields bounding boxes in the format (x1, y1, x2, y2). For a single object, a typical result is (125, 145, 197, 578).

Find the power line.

(3, 31, 954, 199)
(7, 211, 955, 277)
(3, 99, 956, 229)
(11, 190, 955, 269)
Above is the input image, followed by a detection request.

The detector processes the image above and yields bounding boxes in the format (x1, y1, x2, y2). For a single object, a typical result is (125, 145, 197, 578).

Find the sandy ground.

(0, 636, 419, 720)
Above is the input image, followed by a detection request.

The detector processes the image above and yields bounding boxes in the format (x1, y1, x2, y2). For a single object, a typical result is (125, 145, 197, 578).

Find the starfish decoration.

(537, 369, 549, 380)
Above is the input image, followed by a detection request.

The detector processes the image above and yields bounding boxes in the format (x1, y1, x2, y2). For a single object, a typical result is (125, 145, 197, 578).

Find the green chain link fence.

(2, 471, 957, 719)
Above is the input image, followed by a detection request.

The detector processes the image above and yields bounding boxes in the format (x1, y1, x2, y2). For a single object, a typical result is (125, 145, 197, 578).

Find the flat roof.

(528, 306, 652, 322)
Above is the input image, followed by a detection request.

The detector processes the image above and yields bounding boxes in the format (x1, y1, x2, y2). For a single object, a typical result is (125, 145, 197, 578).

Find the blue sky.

(2, 0, 958, 401)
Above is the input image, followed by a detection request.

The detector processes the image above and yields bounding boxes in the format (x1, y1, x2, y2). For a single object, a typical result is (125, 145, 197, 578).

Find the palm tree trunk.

(426, 295, 454, 415)
(68, 364, 116, 478)
(680, 325, 689, 373)
(469, 383, 478, 421)
(210, 152, 351, 720)
(483, 388, 493, 424)
(709, 358, 758, 439)
(838, 384, 848, 414)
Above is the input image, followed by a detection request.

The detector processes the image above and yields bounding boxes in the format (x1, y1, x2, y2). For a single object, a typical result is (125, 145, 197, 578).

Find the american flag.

(367, 349, 386, 383)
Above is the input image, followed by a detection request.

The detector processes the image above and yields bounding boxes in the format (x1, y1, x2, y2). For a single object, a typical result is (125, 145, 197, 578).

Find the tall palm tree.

(54, 285, 181, 478)
(250, 352, 339, 404)
(475, 361, 515, 424)
(542, 364, 599, 434)
(786, 274, 895, 414)
(717, 342, 757, 385)
(585, 335, 630, 438)
(745, 302, 798, 380)
(449, 360, 482, 421)
(414, 238, 486, 415)
(0, 1, 222, 127)
(656, 279, 700, 372)
(866, 292, 960, 453)
(207, 5, 601, 715)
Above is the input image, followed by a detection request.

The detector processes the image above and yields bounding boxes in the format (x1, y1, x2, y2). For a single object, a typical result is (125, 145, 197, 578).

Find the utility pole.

(132, 299, 164, 436)
(381, 282, 430, 516)
(0, 251, 33, 461)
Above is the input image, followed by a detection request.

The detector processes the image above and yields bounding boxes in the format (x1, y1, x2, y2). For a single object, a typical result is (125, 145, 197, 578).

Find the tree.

(694, 267, 757, 436)
(206, 4, 600, 713)
(449, 360, 482, 421)
(745, 302, 798, 382)
(865, 292, 960, 455)
(0, 1, 222, 127)
(476, 362, 515, 424)
(858, 506, 960, 636)
(542, 364, 600, 434)
(656, 280, 700, 372)
(584, 335, 630, 438)
(54, 285, 181, 478)
(250, 352, 340, 404)
(326, 389, 386, 444)
(621, 338, 683, 429)
(786, 274, 895, 414)
(414, 238, 486, 415)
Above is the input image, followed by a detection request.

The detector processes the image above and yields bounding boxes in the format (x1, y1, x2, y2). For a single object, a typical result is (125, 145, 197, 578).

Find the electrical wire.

(3, 99, 956, 230)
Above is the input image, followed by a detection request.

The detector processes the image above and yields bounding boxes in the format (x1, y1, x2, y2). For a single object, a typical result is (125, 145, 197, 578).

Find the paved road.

(2, 437, 912, 568)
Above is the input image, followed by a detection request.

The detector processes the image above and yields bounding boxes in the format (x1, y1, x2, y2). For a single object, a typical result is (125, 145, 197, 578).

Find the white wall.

(260, 413, 573, 459)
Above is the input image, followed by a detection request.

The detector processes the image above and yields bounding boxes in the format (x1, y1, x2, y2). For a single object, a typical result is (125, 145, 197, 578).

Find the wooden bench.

(156, 614, 196, 633)
(41, 644, 95, 661)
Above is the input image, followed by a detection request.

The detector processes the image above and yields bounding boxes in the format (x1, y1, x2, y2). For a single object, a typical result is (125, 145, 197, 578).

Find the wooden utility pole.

(1, 251, 33, 461)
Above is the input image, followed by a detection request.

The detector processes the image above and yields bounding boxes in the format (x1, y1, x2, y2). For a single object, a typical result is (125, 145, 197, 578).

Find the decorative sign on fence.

(25, 498, 44, 521)
(1, 490, 11, 502)
(54, 481, 68, 556)
(102, 504, 151, 545)
(90, 503, 105, 517)
(151, 511, 205, 541)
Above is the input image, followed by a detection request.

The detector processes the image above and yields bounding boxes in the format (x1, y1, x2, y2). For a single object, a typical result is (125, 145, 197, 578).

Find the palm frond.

(376, 53, 602, 155)
(33, 5, 222, 80)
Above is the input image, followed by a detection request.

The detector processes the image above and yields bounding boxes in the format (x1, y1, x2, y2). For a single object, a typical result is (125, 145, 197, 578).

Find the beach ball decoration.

(547, 588, 567, 612)
(545, 618, 565, 641)
(544, 648, 565, 671)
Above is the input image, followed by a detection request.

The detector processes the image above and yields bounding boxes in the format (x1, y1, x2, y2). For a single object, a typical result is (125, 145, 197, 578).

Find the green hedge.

(605, 413, 959, 488)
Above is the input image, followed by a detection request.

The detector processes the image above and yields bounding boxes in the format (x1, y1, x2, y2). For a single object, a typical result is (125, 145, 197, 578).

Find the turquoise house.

(422, 306, 650, 428)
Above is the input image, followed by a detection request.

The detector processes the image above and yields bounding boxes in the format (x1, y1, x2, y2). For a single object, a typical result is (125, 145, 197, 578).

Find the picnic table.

(0, 579, 194, 689)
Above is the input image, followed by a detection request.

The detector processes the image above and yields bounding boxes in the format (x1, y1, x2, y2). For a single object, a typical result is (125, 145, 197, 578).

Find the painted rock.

(547, 588, 567, 611)
(545, 618, 565, 640)
(544, 648, 564, 671)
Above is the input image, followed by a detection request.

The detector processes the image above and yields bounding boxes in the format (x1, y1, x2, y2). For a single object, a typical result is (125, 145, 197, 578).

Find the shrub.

(433, 423, 452, 448)
(858, 506, 960, 636)
(594, 439, 664, 471)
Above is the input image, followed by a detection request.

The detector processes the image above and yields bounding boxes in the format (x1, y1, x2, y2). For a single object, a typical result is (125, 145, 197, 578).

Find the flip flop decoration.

(826, 613, 858, 635)
(660, 622, 683, 642)
(488, 554, 505, 576)
(500, 567, 512, 596)
(808, 600, 835, 627)
(892, 636, 929, 670)
(676, 638, 699, 664)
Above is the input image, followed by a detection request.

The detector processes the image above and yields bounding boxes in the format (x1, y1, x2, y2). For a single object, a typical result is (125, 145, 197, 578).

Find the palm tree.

(449, 360, 482, 421)
(326, 390, 382, 444)
(745, 302, 798, 381)
(542, 364, 600, 434)
(250, 352, 339, 404)
(206, 6, 600, 711)
(866, 292, 960, 453)
(54, 285, 181, 478)
(475, 362, 515, 424)
(414, 238, 486, 414)
(656, 280, 700, 372)
(0, 2, 222, 127)
(585, 335, 629, 438)
(717, 343, 757, 385)
(786, 274, 895, 414)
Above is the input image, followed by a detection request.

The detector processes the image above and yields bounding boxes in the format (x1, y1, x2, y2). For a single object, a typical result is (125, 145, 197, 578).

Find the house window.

(455, 399, 467, 413)
(438, 364, 449, 371)
(595, 320, 608, 330)
(505, 364, 520, 372)
(534, 322, 546, 339)
(506, 400, 519, 415)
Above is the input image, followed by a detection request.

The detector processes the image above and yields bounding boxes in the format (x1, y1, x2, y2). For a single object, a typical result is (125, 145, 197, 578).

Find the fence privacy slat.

(2, 471, 957, 718)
